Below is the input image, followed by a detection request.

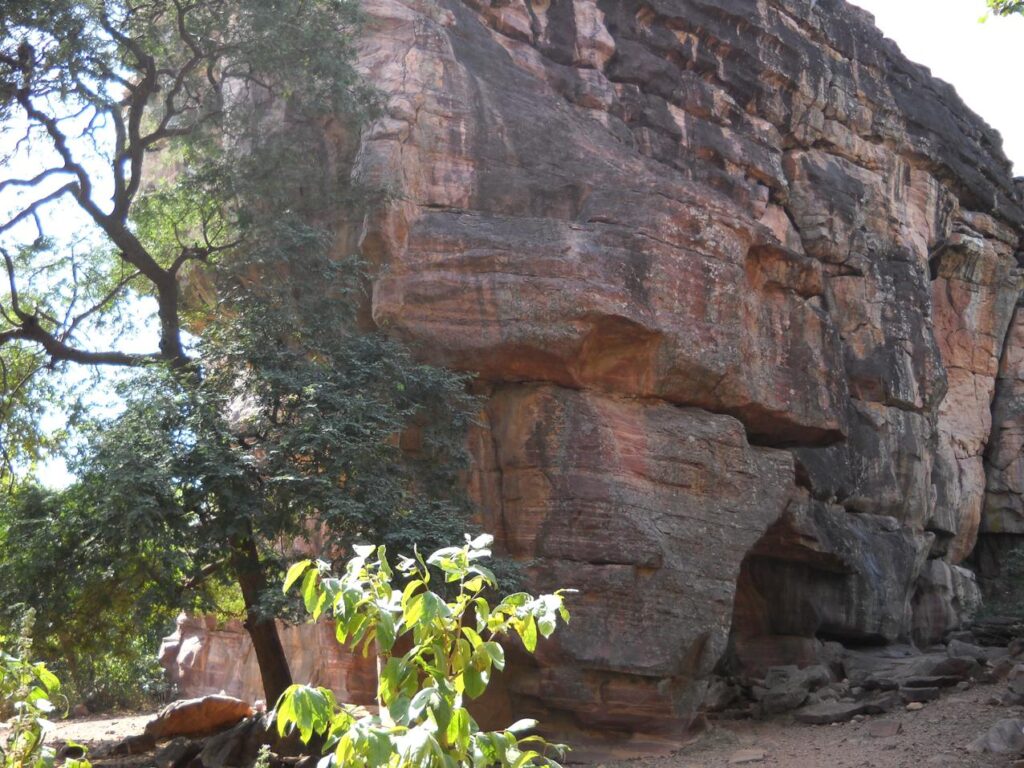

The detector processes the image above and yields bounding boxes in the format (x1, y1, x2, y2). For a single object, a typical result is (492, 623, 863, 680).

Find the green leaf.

(301, 569, 320, 615)
(401, 578, 423, 609)
(335, 733, 356, 765)
(462, 664, 487, 699)
(405, 593, 426, 628)
(366, 730, 394, 766)
(446, 707, 472, 749)
(461, 626, 483, 649)
(482, 641, 505, 671)
(538, 614, 557, 639)
(520, 616, 537, 653)
(283, 559, 313, 593)
(376, 609, 397, 653)
(275, 684, 333, 744)
(33, 665, 60, 694)
(408, 687, 436, 721)
(388, 695, 411, 726)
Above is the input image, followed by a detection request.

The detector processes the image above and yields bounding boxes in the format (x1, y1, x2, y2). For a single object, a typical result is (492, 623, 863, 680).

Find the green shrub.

(276, 534, 573, 767)
(0, 484, 178, 713)
(0, 638, 90, 768)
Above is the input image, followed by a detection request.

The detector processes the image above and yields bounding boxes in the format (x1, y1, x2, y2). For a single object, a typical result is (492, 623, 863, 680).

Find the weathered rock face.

(468, 385, 793, 735)
(177, 0, 1024, 751)
(985, 304, 1024, 537)
(159, 615, 376, 704)
(733, 495, 932, 648)
(978, 300, 1024, 588)
(910, 559, 982, 648)
(342, 0, 1024, 743)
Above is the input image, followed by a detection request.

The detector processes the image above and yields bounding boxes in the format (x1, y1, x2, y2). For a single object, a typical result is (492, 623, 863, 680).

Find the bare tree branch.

(0, 182, 78, 235)
(0, 167, 75, 195)
(62, 268, 142, 339)
(0, 323, 161, 367)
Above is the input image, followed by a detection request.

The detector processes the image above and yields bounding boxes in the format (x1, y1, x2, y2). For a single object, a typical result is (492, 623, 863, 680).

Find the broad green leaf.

(284, 559, 313, 593)
(334, 733, 356, 765)
(301, 569, 320, 614)
(33, 665, 60, 693)
(520, 616, 537, 653)
(376, 609, 397, 653)
(482, 641, 505, 671)
(445, 707, 472, 749)
(461, 626, 483, 649)
(405, 593, 426, 627)
(366, 730, 393, 766)
(462, 665, 487, 699)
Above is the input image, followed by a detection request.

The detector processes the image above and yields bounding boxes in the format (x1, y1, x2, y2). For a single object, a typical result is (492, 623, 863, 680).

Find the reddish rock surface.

(158, 615, 376, 705)
(469, 385, 793, 738)
(172, 0, 1024, 752)
(144, 695, 253, 739)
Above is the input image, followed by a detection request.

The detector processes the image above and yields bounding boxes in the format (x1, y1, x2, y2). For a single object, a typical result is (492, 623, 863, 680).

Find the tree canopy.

(989, 0, 1024, 15)
(0, 0, 477, 705)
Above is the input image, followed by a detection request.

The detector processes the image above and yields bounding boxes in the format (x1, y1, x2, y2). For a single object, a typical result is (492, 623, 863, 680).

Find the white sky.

(849, 0, 1024, 175)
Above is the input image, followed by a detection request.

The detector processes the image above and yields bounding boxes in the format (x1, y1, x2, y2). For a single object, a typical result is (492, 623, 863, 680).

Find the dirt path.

(49, 713, 152, 751)
(24, 680, 1023, 767)
(609, 682, 1022, 768)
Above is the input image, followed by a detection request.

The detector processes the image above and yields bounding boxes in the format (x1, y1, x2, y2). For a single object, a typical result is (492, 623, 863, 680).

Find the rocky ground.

(29, 628, 1024, 768)
(610, 681, 1021, 768)
(42, 682, 1021, 768)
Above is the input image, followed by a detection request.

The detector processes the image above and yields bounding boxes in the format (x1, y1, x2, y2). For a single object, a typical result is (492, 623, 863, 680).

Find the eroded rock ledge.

(164, 0, 1024, 753)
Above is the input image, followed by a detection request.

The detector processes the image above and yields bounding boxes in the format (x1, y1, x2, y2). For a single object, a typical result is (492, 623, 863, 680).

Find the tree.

(0, 0, 476, 705)
(989, 1, 1024, 15)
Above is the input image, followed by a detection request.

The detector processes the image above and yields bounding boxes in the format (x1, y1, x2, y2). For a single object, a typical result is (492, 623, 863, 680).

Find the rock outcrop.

(158, 615, 376, 705)
(170, 0, 1024, 752)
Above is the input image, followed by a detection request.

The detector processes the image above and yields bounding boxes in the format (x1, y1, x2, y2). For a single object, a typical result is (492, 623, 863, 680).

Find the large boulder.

(158, 615, 376, 704)
(145, 696, 254, 740)
(966, 718, 1024, 755)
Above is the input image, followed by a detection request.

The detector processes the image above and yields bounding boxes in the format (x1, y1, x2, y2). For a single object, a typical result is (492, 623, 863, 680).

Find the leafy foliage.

(0, 624, 90, 768)
(0, 0, 375, 467)
(989, 0, 1024, 15)
(277, 535, 574, 768)
(0, 485, 176, 711)
(1, 0, 477, 703)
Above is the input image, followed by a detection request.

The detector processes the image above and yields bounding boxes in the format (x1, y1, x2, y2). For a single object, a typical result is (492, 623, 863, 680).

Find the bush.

(0, 484, 179, 713)
(276, 534, 573, 767)
(0, 637, 90, 768)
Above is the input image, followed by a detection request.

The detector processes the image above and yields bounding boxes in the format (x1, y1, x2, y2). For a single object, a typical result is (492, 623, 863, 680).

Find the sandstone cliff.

(161, 0, 1024, 753)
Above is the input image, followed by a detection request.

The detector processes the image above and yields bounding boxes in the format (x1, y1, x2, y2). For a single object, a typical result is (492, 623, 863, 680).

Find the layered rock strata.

(158, 615, 376, 705)
(346, 0, 1024, 744)
(173, 0, 1024, 751)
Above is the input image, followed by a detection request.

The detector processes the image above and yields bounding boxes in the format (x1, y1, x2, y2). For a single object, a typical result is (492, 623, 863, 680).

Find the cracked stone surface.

(169, 0, 1024, 750)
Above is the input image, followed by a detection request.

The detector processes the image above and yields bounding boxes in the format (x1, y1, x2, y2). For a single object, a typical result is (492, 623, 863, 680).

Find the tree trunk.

(230, 533, 293, 706)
